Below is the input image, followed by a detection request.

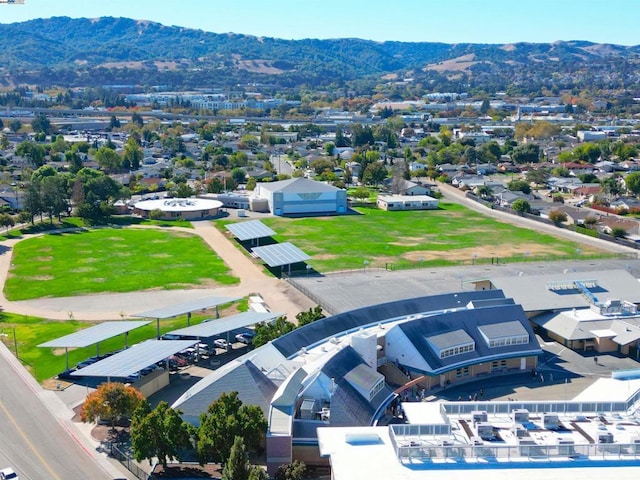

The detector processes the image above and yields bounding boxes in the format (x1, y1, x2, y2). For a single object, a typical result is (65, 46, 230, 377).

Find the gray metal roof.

(478, 321, 528, 340)
(38, 321, 151, 348)
(71, 340, 197, 378)
(131, 296, 240, 319)
(167, 311, 283, 338)
(486, 269, 640, 312)
(225, 220, 276, 241)
(427, 329, 474, 350)
(251, 242, 310, 267)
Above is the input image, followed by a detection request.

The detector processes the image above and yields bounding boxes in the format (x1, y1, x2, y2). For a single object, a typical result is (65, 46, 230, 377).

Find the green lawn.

(4, 228, 238, 300)
(238, 203, 606, 272)
(0, 302, 247, 382)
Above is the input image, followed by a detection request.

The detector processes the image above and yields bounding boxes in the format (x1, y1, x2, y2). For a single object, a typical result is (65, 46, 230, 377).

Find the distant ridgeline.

(0, 17, 639, 94)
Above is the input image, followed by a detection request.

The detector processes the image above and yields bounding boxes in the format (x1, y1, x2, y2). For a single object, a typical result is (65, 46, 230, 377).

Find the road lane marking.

(0, 399, 62, 480)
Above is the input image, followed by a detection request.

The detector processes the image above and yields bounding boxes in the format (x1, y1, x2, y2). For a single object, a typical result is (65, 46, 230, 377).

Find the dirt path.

(437, 182, 639, 256)
(0, 222, 314, 321)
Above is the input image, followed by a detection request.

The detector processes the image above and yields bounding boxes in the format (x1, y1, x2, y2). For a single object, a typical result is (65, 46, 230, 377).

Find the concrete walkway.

(0, 221, 314, 321)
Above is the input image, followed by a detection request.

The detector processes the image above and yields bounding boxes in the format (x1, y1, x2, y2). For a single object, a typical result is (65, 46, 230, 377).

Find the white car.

(0, 467, 18, 480)
(213, 338, 229, 349)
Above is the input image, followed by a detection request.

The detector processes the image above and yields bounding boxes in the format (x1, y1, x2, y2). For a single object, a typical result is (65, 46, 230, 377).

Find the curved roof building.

(172, 290, 541, 474)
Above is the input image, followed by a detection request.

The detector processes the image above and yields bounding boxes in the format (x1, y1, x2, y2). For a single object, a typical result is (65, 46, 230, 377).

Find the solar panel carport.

(225, 220, 276, 245)
(167, 311, 283, 344)
(251, 242, 310, 273)
(131, 296, 240, 338)
(38, 321, 151, 370)
(71, 339, 197, 379)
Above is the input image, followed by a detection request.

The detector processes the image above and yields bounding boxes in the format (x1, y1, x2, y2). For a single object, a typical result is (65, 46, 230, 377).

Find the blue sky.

(1, 0, 639, 45)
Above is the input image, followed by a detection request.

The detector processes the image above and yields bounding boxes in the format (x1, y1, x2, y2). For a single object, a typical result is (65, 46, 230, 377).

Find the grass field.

(4, 228, 238, 301)
(0, 300, 247, 382)
(248, 203, 605, 272)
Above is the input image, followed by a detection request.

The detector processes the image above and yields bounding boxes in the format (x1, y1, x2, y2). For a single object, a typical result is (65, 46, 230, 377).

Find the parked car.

(0, 467, 18, 480)
(213, 338, 229, 349)
(196, 342, 213, 355)
(235, 332, 255, 344)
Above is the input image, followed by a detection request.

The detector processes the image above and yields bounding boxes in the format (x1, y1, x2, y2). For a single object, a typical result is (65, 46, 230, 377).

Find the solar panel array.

(225, 220, 276, 241)
(131, 296, 239, 319)
(71, 340, 197, 378)
(38, 321, 151, 348)
(168, 311, 282, 338)
(251, 242, 311, 267)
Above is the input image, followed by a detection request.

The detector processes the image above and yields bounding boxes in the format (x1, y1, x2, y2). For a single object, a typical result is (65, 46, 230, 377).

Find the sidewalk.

(0, 341, 135, 479)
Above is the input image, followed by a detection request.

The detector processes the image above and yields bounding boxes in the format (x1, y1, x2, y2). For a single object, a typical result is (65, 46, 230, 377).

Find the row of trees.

(22, 166, 124, 223)
(82, 384, 270, 471)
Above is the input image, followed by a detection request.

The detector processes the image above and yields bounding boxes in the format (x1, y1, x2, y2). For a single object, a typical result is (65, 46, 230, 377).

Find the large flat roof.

(167, 311, 283, 338)
(131, 296, 240, 319)
(38, 321, 151, 348)
(486, 269, 640, 312)
(251, 242, 310, 267)
(71, 340, 197, 378)
(225, 220, 276, 241)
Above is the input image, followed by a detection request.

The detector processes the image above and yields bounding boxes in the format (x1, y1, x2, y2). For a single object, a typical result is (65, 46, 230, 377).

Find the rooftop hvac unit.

(557, 438, 575, 456)
(472, 410, 488, 426)
(542, 413, 560, 430)
(511, 425, 528, 438)
(598, 432, 614, 444)
(512, 409, 530, 423)
(518, 438, 537, 456)
(476, 422, 495, 440)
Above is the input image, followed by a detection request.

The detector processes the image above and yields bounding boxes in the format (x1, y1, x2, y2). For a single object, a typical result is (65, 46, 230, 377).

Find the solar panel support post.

(124, 331, 129, 349)
(156, 318, 160, 339)
(96, 342, 100, 358)
(65, 347, 69, 371)
(187, 312, 192, 326)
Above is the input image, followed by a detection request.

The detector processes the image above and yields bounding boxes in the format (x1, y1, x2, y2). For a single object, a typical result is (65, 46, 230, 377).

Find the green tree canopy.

(197, 391, 267, 465)
(510, 143, 541, 164)
(253, 316, 296, 348)
(131, 401, 193, 469)
(94, 145, 122, 173)
(625, 172, 640, 195)
(511, 198, 531, 214)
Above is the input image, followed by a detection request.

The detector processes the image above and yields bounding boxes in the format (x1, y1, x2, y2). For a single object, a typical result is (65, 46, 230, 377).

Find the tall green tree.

(31, 114, 52, 134)
(94, 145, 122, 173)
(197, 391, 267, 465)
(131, 401, 193, 469)
(16, 141, 46, 167)
(625, 172, 640, 195)
(222, 437, 252, 480)
(122, 136, 143, 171)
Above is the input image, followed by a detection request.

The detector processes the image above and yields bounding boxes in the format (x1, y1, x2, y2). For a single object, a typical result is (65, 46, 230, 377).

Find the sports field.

(4, 228, 238, 301)
(257, 203, 605, 272)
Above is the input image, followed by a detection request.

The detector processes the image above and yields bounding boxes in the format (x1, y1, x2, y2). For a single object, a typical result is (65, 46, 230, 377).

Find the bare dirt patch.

(151, 253, 172, 258)
(237, 59, 285, 74)
(314, 253, 339, 260)
(107, 236, 125, 241)
(34, 256, 53, 262)
(70, 267, 96, 273)
(424, 54, 479, 73)
(28, 275, 54, 281)
(402, 242, 567, 262)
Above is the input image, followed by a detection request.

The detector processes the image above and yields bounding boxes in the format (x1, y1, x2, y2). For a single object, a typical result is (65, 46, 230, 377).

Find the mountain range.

(1, 16, 639, 95)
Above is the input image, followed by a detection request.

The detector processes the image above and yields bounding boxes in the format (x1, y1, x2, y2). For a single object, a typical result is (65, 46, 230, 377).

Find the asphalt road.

(0, 347, 112, 480)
